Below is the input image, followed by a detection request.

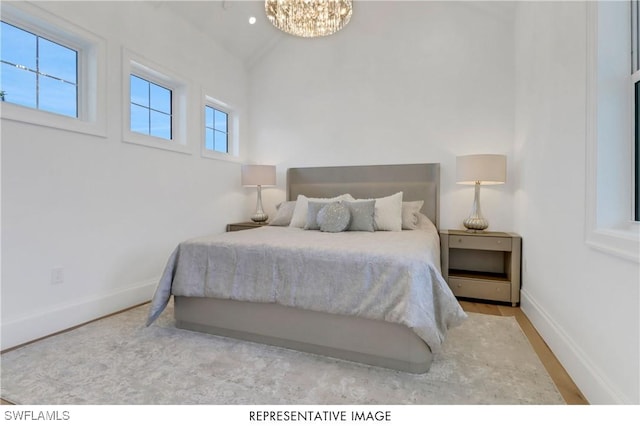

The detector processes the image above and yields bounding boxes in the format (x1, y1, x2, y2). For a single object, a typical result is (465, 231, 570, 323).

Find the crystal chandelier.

(265, 0, 353, 38)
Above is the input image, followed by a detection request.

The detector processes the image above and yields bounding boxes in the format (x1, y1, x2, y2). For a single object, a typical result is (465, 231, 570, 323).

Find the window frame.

(634, 71, 640, 222)
(122, 48, 189, 154)
(585, 1, 639, 263)
(0, 2, 106, 137)
(633, 0, 640, 222)
(200, 92, 239, 161)
(1, 20, 79, 118)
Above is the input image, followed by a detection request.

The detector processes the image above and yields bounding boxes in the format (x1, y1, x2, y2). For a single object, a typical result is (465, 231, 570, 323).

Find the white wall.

(514, 1, 639, 404)
(248, 1, 516, 231)
(1, 1, 250, 349)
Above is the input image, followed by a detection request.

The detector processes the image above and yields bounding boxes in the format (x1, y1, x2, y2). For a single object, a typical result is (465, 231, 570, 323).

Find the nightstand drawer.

(449, 235, 512, 252)
(448, 276, 511, 302)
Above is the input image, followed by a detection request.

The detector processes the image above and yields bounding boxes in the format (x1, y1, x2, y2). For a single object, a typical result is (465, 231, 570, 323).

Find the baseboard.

(1, 279, 158, 351)
(521, 289, 631, 404)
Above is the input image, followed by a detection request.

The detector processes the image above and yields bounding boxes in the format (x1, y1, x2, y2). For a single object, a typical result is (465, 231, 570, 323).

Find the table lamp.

(456, 154, 506, 232)
(241, 164, 276, 223)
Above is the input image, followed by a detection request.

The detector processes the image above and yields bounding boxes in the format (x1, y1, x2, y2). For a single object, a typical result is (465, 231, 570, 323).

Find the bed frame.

(175, 163, 440, 373)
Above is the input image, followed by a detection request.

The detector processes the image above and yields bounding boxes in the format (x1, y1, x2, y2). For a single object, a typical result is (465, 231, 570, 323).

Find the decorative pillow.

(342, 199, 375, 232)
(402, 200, 424, 230)
(317, 202, 351, 233)
(289, 194, 354, 228)
(304, 201, 329, 230)
(269, 201, 296, 226)
(373, 192, 403, 231)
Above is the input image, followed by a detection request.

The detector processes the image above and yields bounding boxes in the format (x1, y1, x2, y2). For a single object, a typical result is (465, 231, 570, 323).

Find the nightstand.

(440, 230, 522, 306)
(226, 222, 268, 232)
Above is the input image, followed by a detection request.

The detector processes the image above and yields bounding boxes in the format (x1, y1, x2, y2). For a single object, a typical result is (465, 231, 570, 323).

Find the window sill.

(586, 224, 640, 263)
(122, 130, 191, 155)
(0, 101, 107, 138)
(200, 148, 242, 163)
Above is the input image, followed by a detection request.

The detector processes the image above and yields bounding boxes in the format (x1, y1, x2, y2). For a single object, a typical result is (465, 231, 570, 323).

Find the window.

(0, 2, 106, 136)
(200, 92, 239, 161)
(585, 1, 639, 262)
(204, 105, 228, 153)
(130, 75, 172, 140)
(122, 48, 188, 154)
(1, 21, 78, 117)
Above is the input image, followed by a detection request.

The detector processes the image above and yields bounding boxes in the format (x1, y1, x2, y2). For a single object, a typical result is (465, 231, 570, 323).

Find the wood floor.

(1, 300, 588, 405)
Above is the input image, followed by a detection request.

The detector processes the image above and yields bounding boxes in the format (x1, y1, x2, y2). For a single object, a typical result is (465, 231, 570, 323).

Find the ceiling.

(160, 1, 518, 70)
(161, 1, 283, 69)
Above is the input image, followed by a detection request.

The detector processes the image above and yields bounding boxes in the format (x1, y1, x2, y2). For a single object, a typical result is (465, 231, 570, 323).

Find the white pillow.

(373, 192, 403, 231)
(289, 194, 354, 228)
(402, 200, 424, 230)
(269, 201, 296, 226)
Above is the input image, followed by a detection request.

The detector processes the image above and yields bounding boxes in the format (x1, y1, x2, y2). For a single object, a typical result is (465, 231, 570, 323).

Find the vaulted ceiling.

(161, 0, 517, 70)
(161, 0, 283, 69)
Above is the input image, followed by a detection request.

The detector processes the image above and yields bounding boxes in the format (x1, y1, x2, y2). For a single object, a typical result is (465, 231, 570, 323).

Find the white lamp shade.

(456, 154, 506, 185)
(241, 164, 276, 186)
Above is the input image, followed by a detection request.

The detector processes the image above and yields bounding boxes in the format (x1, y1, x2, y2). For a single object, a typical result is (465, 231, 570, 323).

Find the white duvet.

(147, 217, 467, 353)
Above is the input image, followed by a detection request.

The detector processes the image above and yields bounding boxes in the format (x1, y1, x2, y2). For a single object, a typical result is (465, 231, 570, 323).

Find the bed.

(146, 163, 466, 373)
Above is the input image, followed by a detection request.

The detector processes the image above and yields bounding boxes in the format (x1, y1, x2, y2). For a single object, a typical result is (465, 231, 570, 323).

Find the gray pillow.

(269, 201, 296, 226)
(342, 199, 375, 232)
(304, 201, 329, 230)
(317, 202, 351, 233)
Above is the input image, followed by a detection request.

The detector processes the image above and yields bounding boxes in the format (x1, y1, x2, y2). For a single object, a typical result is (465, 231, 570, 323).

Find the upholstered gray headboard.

(287, 163, 440, 228)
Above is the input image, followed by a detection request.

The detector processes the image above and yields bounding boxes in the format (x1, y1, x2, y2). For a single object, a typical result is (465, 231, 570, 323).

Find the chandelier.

(265, 0, 353, 38)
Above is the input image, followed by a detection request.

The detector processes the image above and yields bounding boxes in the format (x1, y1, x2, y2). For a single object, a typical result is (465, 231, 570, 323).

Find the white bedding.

(147, 218, 466, 353)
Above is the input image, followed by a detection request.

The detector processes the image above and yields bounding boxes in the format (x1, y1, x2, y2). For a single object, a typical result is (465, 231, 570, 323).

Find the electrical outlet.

(51, 267, 64, 285)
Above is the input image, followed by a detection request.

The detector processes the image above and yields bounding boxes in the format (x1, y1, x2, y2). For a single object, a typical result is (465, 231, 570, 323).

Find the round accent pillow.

(317, 202, 351, 233)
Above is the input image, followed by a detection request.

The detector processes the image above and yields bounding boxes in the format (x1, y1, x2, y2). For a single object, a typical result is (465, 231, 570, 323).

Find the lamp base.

(251, 213, 269, 223)
(251, 184, 269, 223)
(463, 216, 489, 232)
(463, 181, 489, 232)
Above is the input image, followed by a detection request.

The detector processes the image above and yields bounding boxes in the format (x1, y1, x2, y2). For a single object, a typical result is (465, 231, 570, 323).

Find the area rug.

(0, 302, 564, 405)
